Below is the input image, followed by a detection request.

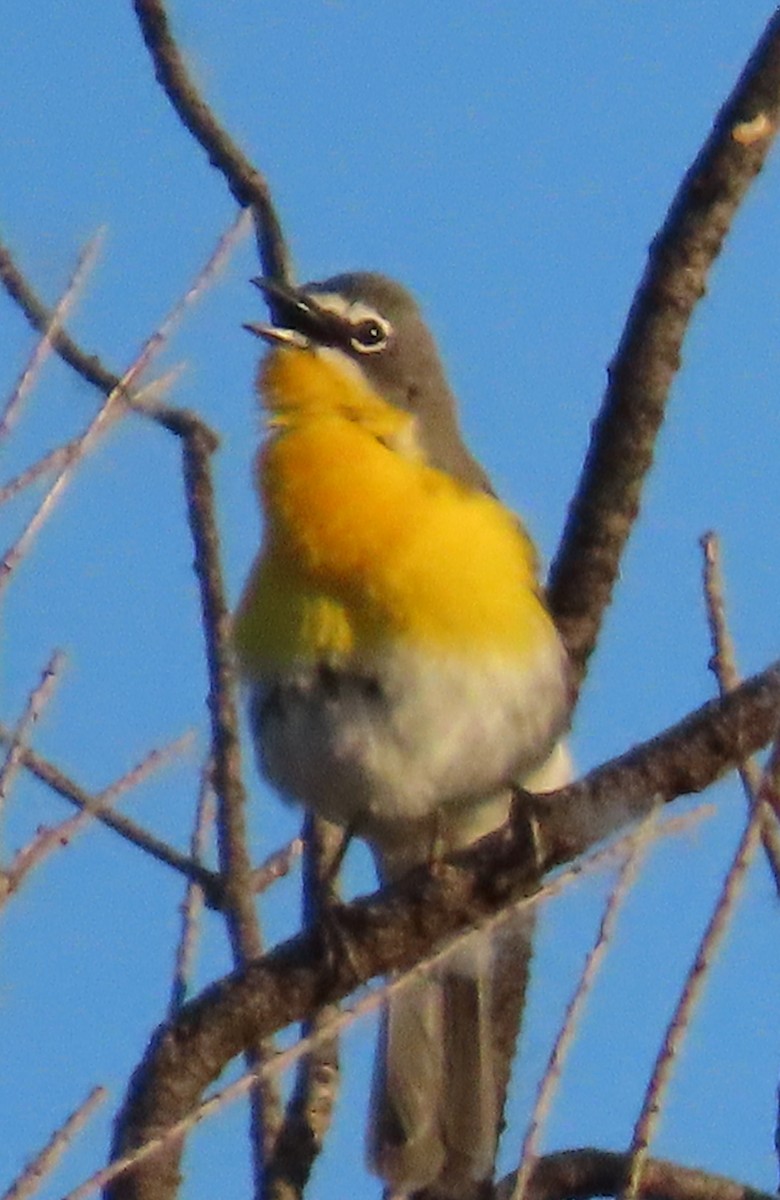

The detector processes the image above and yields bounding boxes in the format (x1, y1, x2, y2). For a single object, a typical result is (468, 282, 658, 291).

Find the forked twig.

(0, 652, 64, 819)
(0, 230, 104, 441)
(0, 725, 221, 902)
(1, 733, 194, 907)
(0, 214, 244, 440)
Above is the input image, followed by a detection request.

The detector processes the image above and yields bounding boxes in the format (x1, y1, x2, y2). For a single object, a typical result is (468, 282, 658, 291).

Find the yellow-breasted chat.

(234, 272, 571, 1198)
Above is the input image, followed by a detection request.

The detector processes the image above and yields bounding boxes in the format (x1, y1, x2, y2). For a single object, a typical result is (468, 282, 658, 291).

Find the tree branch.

(547, 10, 780, 686)
(500, 1146, 775, 1200)
(0, 726, 223, 905)
(132, 0, 291, 282)
(105, 660, 780, 1200)
(181, 431, 284, 1179)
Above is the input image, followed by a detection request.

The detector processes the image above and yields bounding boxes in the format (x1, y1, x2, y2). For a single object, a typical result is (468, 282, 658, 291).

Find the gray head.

(249, 272, 493, 494)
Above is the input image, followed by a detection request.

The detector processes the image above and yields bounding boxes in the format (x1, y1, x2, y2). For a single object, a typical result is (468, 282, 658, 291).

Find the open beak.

(243, 277, 343, 348)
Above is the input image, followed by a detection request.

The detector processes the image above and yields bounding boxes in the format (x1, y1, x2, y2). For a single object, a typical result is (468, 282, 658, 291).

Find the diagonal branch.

(547, 10, 780, 686)
(1, 733, 193, 908)
(622, 742, 780, 1199)
(106, 660, 780, 1200)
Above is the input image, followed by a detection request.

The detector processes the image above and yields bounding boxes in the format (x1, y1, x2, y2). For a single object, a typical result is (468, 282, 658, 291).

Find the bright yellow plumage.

(234, 345, 555, 672)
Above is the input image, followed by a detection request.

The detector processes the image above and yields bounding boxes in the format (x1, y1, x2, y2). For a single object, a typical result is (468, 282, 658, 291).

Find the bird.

(234, 271, 572, 1198)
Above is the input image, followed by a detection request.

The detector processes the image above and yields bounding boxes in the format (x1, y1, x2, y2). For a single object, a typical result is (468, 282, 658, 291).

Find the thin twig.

(0, 230, 104, 441)
(548, 11, 780, 686)
(1, 732, 195, 907)
(0, 384, 124, 591)
(701, 532, 743, 696)
(701, 531, 780, 892)
(123, 207, 253, 422)
(132, 0, 291, 281)
(169, 768, 216, 1015)
(0, 238, 117, 393)
(0, 724, 221, 900)
(0, 439, 85, 507)
(250, 837, 304, 895)
(511, 810, 660, 1200)
(621, 742, 780, 1200)
(0, 1086, 107, 1200)
(99, 734, 196, 806)
(0, 651, 65, 820)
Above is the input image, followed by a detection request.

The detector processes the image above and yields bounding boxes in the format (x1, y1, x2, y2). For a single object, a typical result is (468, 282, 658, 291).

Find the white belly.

(247, 641, 569, 848)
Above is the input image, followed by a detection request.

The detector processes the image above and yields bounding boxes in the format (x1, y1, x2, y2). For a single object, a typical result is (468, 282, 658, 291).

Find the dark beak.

(244, 277, 344, 347)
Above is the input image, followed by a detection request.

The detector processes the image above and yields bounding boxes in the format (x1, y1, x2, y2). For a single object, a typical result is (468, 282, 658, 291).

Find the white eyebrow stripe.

(306, 292, 387, 326)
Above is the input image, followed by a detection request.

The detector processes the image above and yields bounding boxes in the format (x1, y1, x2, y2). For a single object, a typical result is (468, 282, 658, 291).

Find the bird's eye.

(349, 317, 389, 354)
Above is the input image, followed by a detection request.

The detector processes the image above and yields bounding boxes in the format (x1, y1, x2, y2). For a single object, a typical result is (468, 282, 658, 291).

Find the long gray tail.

(367, 746, 571, 1198)
(367, 910, 534, 1199)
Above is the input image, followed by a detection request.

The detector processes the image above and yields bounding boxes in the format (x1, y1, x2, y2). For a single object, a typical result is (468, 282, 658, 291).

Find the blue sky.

(3, 4, 780, 1198)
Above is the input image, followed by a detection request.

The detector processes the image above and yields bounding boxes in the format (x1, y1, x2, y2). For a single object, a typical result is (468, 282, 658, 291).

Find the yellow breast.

(234, 347, 557, 674)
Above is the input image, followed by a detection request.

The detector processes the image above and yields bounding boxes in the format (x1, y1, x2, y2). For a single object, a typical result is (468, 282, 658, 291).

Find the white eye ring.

(349, 315, 391, 354)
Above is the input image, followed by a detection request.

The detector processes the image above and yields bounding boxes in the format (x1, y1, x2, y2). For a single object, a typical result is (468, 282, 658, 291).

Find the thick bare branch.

(73, 813, 702, 1200)
(547, 11, 780, 685)
(499, 1146, 775, 1200)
